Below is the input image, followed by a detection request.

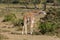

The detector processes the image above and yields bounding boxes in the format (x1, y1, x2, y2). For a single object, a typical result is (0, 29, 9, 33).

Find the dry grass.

(0, 4, 60, 40)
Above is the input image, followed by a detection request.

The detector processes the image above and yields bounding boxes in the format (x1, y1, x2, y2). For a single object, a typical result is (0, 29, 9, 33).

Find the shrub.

(3, 13, 16, 22)
(38, 21, 57, 34)
(12, 18, 24, 26)
(12, 18, 24, 31)
(39, 7, 60, 36)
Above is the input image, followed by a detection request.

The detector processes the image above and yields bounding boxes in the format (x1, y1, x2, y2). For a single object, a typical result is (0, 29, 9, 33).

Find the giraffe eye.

(39, 12, 42, 14)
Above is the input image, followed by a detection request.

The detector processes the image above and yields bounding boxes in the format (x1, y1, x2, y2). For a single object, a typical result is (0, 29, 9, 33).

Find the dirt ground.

(0, 17, 60, 40)
(0, 32, 60, 40)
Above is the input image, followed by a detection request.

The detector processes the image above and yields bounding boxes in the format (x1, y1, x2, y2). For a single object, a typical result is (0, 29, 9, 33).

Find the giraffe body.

(22, 10, 46, 35)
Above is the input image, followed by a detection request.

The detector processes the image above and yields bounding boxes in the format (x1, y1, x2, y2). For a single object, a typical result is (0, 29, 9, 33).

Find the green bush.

(3, 13, 16, 22)
(39, 7, 60, 36)
(3, 13, 24, 28)
(38, 21, 57, 34)
(12, 18, 24, 26)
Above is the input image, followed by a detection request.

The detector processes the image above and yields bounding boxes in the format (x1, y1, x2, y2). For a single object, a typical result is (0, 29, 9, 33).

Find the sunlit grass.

(0, 34, 8, 40)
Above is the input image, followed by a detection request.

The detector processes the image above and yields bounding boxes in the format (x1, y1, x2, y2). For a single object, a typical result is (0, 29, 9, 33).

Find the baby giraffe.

(22, 10, 46, 35)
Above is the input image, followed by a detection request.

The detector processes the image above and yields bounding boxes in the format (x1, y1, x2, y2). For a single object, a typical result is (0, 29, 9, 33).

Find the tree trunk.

(43, 0, 47, 11)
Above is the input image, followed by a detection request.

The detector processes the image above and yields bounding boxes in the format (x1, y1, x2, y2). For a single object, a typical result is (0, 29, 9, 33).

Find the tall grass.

(3, 13, 16, 22)
(0, 34, 8, 40)
(38, 21, 57, 34)
(38, 7, 58, 35)
(3, 13, 24, 26)
(12, 18, 24, 26)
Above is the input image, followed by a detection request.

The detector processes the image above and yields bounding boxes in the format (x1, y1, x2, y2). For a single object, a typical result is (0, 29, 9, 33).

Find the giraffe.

(22, 10, 46, 35)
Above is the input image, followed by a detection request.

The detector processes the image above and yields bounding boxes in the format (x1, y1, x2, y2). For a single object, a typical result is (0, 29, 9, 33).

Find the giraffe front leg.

(22, 17, 27, 35)
(30, 23, 33, 35)
(25, 25, 27, 35)
(30, 27, 33, 35)
(30, 18, 35, 35)
(22, 26, 24, 35)
(24, 21, 27, 35)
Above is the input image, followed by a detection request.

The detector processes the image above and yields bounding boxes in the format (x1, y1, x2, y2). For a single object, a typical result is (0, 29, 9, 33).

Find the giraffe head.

(38, 10, 47, 18)
(39, 10, 46, 15)
(32, 10, 46, 18)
